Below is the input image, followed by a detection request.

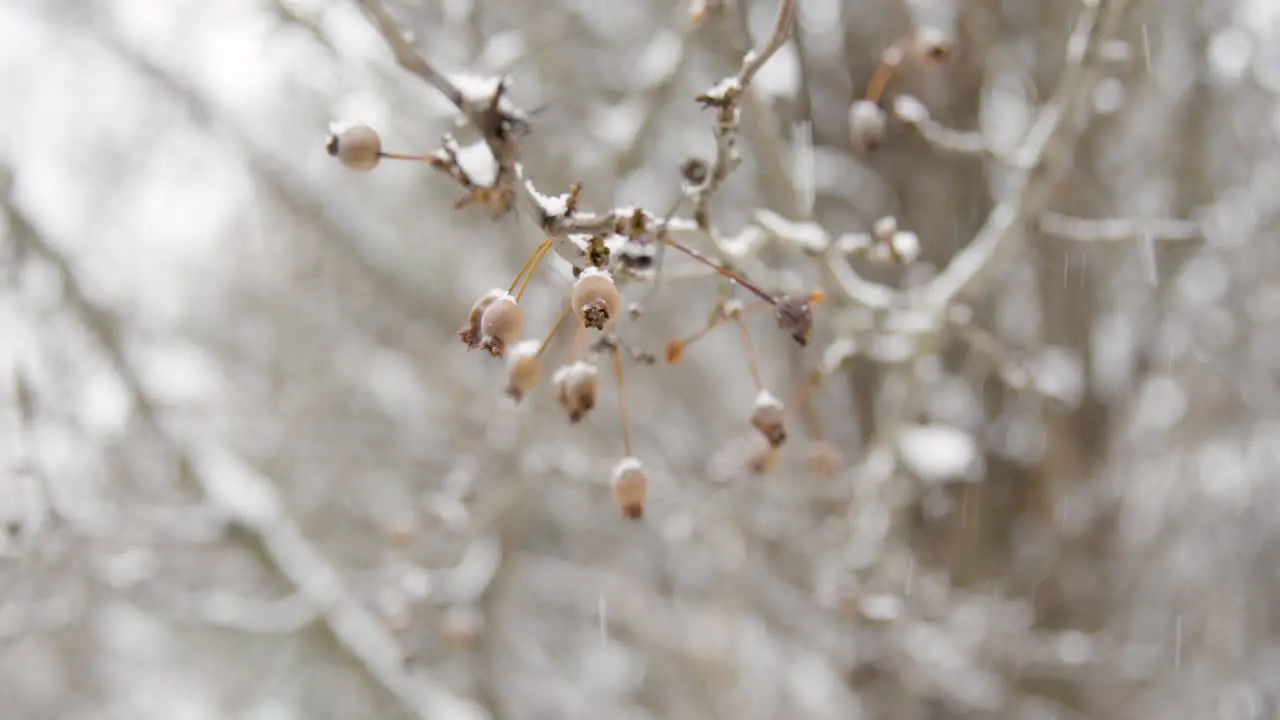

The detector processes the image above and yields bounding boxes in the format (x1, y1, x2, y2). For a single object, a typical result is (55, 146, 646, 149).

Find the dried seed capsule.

(479, 293, 523, 358)
(553, 361, 598, 423)
(750, 389, 787, 447)
(849, 100, 888, 152)
(326, 123, 382, 171)
(458, 288, 506, 350)
(611, 457, 648, 520)
(504, 340, 541, 402)
(571, 268, 621, 330)
(775, 295, 814, 346)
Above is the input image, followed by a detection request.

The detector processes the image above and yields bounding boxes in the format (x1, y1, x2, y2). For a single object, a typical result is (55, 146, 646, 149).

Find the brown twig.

(690, 0, 798, 227)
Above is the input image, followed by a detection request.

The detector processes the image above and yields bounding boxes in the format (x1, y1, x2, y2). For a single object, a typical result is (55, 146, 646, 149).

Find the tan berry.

(479, 293, 523, 358)
(504, 340, 541, 402)
(849, 100, 887, 152)
(750, 389, 787, 448)
(326, 123, 382, 171)
(458, 288, 506, 350)
(570, 267, 621, 330)
(552, 361, 598, 423)
(611, 457, 648, 520)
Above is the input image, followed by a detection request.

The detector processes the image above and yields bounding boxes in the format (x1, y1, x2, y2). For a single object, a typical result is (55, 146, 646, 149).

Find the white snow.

(897, 423, 982, 483)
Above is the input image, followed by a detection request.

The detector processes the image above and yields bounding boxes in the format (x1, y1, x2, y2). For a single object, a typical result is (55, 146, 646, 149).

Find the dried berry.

(681, 158, 710, 186)
(504, 340, 541, 402)
(458, 288, 506, 350)
(775, 295, 814, 346)
(571, 267, 622, 330)
(750, 390, 787, 448)
(849, 100, 888, 153)
(553, 361, 598, 423)
(326, 123, 382, 171)
(611, 457, 648, 520)
(478, 293, 523, 357)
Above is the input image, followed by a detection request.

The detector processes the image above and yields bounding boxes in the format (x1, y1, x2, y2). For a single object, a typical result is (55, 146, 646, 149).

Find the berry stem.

(864, 43, 904, 103)
(791, 367, 827, 438)
(516, 240, 553, 302)
(612, 348, 633, 457)
(735, 317, 763, 392)
(509, 239, 553, 296)
(537, 305, 571, 357)
(660, 237, 775, 305)
(379, 152, 436, 162)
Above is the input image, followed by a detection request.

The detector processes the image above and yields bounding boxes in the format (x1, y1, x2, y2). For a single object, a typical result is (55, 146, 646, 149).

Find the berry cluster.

(324, 8, 953, 520)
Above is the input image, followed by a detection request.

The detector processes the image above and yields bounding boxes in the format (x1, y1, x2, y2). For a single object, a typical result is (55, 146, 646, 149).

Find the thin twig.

(920, 0, 1132, 315)
(691, 0, 799, 226)
(4, 194, 487, 720)
(1038, 212, 1201, 242)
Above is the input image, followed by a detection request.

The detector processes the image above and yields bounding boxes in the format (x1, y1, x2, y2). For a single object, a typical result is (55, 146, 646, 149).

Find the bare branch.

(918, 0, 1133, 315)
(689, 0, 798, 227)
(1039, 212, 1202, 242)
(740, 0, 797, 86)
(3, 192, 487, 720)
(893, 95, 998, 159)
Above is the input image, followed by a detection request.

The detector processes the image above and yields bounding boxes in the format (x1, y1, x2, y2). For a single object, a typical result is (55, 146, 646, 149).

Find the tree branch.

(3, 190, 487, 720)
(917, 0, 1132, 315)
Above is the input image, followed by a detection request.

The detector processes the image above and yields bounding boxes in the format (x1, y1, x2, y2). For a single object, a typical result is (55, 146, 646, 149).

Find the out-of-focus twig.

(918, 0, 1132, 315)
(3, 193, 488, 720)
(689, 0, 798, 228)
(1038, 212, 1202, 242)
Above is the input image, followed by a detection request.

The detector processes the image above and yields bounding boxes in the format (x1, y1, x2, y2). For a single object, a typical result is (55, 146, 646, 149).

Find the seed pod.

(611, 456, 648, 520)
(479, 293, 523, 358)
(326, 123, 382, 171)
(849, 100, 888, 153)
(458, 288, 506, 350)
(750, 389, 787, 448)
(775, 295, 814, 346)
(553, 361, 598, 423)
(504, 340, 541, 402)
(571, 268, 621, 330)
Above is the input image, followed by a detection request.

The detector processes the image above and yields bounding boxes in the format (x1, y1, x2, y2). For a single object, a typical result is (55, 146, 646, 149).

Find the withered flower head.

(774, 295, 814, 346)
